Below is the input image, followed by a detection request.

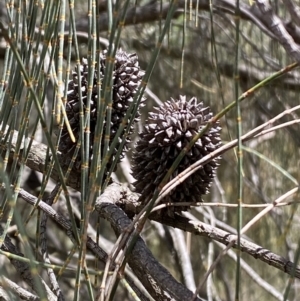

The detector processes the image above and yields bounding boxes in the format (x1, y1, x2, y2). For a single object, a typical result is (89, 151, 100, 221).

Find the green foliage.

(0, 1, 299, 301)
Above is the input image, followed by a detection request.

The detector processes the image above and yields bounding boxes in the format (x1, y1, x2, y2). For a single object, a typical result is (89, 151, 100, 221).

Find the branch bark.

(256, 0, 300, 62)
(96, 192, 202, 301)
(70, 0, 300, 51)
(0, 276, 39, 301)
(17, 187, 199, 301)
(282, 0, 300, 27)
(0, 226, 57, 301)
(97, 182, 300, 280)
(2, 0, 300, 90)
(17, 188, 151, 301)
(2, 127, 300, 281)
(0, 128, 81, 190)
(76, 0, 276, 38)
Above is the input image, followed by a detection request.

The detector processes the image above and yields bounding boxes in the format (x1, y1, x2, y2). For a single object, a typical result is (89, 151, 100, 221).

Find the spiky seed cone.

(58, 49, 145, 177)
(131, 95, 222, 214)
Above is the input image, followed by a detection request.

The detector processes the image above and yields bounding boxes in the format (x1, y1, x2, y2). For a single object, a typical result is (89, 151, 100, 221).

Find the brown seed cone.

(58, 49, 145, 179)
(131, 95, 221, 214)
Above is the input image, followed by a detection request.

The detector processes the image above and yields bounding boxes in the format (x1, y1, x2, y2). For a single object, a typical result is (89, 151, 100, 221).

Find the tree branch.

(0, 226, 57, 301)
(15, 189, 169, 301)
(0, 128, 81, 190)
(256, 0, 300, 62)
(98, 182, 300, 280)
(95, 184, 203, 301)
(2, 125, 300, 281)
(70, 0, 300, 50)
(0, 276, 39, 301)
(282, 0, 300, 27)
